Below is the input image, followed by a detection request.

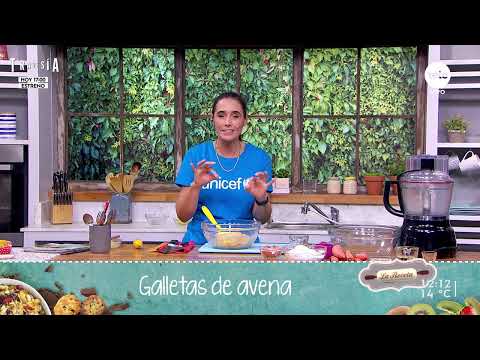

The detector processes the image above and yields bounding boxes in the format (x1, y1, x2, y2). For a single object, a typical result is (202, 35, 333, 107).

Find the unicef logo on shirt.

(202, 177, 250, 191)
(425, 62, 451, 94)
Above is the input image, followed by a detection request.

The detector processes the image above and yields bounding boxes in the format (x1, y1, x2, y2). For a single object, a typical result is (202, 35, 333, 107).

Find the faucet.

(301, 202, 340, 225)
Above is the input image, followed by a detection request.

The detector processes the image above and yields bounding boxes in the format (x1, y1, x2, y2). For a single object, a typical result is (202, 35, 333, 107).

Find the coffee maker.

(384, 155, 457, 259)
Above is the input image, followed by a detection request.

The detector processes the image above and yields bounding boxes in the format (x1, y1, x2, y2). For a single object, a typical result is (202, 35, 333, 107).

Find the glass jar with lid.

(327, 177, 341, 194)
(343, 177, 357, 194)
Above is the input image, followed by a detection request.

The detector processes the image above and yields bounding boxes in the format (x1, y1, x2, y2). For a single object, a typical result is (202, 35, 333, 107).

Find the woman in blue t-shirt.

(175, 92, 274, 245)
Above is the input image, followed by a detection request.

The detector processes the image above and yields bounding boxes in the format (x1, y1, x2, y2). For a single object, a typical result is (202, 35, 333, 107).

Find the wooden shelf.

(49, 190, 399, 205)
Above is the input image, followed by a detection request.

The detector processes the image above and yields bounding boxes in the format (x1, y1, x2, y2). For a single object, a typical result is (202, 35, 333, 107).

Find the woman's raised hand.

(190, 160, 219, 187)
(245, 171, 274, 201)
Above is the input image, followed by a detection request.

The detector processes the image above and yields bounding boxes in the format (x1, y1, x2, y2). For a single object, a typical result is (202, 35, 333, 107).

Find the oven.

(0, 145, 28, 246)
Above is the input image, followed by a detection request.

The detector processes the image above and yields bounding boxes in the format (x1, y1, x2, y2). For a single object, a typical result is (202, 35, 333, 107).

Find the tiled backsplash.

(37, 201, 403, 227)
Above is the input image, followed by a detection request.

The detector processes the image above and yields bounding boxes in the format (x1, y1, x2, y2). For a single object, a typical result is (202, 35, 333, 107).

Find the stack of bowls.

(0, 113, 16, 139)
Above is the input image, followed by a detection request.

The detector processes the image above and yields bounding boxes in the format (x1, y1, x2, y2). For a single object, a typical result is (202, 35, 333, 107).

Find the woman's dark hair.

(211, 91, 247, 117)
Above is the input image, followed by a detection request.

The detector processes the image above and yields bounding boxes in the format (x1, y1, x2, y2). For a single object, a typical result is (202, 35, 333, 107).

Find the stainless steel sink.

(264, 222, 336, 231)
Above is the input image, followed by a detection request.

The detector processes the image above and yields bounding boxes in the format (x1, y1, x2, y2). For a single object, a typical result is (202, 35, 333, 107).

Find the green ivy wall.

(66, 47, 416, 183)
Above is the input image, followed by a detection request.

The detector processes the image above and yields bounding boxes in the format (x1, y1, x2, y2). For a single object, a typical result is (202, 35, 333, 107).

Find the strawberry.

(460, 306, 477, 315)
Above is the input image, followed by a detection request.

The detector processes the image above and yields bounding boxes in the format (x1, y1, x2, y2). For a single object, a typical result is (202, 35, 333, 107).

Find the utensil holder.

(52, 204, 73, 224)
(89, 224, 111, 253)
(110, 193, 132, 224)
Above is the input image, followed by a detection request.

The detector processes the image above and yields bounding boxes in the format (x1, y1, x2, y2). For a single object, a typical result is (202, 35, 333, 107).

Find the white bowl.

(0, 278, 51, 315)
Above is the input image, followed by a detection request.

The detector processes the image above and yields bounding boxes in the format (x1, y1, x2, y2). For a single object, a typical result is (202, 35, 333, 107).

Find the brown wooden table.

(52, 244, 480, 262)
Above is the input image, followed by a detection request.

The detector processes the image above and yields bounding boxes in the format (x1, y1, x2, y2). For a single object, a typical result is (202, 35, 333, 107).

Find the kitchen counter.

(52, 244, 480, 262)
(20, 222, 332, 248)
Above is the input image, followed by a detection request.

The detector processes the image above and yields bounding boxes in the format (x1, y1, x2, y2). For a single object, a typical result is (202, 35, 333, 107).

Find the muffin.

(53, 294, 81, 315)
(81, 295, 105, 315)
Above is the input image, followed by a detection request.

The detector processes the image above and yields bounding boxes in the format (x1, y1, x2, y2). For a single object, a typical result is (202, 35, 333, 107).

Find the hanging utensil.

(97, 201, 110, 225)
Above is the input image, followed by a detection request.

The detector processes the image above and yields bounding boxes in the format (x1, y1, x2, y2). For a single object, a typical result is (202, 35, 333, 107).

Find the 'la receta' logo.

(425, 62, 451, 90)
(358, 259, 437, 292)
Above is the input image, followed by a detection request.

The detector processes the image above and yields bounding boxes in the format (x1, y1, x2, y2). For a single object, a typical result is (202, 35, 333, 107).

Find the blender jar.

(399, 170, 454, 218)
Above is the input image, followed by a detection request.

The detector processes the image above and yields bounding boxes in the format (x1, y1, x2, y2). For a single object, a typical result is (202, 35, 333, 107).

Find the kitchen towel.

(0, 113, 16, 139)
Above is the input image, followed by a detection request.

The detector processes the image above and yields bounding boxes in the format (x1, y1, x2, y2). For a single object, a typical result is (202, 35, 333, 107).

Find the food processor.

(383, 155, 457, 259)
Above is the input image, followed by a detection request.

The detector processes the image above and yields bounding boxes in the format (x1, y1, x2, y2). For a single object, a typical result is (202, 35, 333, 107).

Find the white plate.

(0, 278, 51, 315)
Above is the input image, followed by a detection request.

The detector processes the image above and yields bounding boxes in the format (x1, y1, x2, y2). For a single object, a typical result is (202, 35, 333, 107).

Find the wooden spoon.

(83, 213, 94, 225)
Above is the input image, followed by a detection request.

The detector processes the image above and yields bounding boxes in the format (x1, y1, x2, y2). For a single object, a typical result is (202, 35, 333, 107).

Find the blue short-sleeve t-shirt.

(175, 141, 273, 245)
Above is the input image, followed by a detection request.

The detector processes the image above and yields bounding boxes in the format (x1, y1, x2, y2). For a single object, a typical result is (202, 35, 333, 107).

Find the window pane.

(304, 49, 357, 115)
(242, 118, 292, 177)
(68, 117, 120, 180)
(240, 49, 292, 114)
(360, 47, 417, 115)
(123, 48, 175, 114)
(303, 118, 356, 183)
(124, 118, 175, 182)
(185, 118, 217, 149)
(185, 49, 237, 115)
(67, 48, 119, 113)
(360, 118, 415, 178)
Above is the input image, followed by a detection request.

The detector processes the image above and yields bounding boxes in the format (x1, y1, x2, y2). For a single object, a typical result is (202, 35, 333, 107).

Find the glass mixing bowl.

(330, 225, 399, 258)
(201, 219, 260, 250)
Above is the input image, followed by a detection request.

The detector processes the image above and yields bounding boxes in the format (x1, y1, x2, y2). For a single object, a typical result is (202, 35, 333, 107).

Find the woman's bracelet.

(255, 195, 269, 206)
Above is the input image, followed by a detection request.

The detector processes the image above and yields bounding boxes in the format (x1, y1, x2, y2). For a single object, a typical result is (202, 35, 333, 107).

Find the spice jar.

(343, 177, 357, 194)
(327, 177, 341, 194)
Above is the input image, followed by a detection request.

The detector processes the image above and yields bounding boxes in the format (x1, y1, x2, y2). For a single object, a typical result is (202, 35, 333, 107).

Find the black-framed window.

(64, 46, 421, 187)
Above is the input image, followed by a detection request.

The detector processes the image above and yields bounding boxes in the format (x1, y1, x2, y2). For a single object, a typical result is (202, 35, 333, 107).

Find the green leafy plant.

(364, 172, 384, 177)
(67, 48, 175, 181)
(275, 168, 290, 178)
(387, 159, 406, 176)
(444, 114, 468, 132)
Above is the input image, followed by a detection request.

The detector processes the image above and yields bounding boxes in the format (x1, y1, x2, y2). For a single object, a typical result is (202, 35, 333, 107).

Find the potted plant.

(363, 172, 385, 195)
(273, 168, 290, 194)
(444, 114, 469, 143)
(387, 161, 405, 195)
